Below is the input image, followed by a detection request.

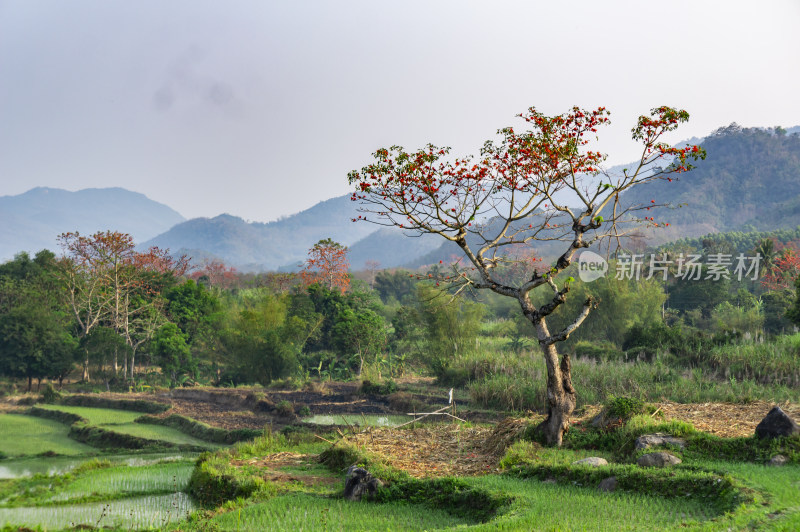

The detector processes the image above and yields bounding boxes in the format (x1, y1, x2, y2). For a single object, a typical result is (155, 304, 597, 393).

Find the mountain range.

(0, 187, 184, 262)
(2, 124, 799, 270)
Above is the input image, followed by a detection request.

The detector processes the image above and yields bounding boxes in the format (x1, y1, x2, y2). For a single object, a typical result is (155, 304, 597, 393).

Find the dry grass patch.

(655, 400, 799, 438)
(348, 424, 499, 478)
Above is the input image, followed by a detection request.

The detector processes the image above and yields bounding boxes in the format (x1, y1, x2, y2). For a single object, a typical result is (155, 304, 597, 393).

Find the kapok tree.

(761, 247, 800, 292)
(300, 238, 351, 294)
(348, 106, 705, 446)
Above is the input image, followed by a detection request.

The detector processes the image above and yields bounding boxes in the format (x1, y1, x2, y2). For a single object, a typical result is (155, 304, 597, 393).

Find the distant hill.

(345, 228, 443, 271)
(622, 125, 800, 237)
(0, 187, 185, 261)
(144, 195, 381, 271)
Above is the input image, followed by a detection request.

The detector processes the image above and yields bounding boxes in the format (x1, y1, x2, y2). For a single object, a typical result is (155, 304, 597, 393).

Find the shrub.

(39, 383, 61, 404)
(275, 400, 294, 417)
(359, 379, 398, 395)
(573, 341, 624, 362)
(604, 395, 649, 419)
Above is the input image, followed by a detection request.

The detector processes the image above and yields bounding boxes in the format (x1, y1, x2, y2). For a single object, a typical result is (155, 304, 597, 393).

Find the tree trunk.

(27, 376, 32, 393)
(129, 348, 136, 382)
(535, 319, 576, 447)
(82, 348, 90, 382)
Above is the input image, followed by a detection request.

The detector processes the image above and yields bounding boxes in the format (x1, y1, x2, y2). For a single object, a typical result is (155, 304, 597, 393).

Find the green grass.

(203, 493, 473, 531)
(49, 461, 195, 502)
(0, 492, 196, 530)
(35, 404, 222, 449)
(102, 423, 223, 448)
(36, 404, 146, 425)
(691, 460, 800, 530)
(465, 475, 718, 531)
(706, 333, 800, 386)
(0, 414, 95, 457)
(465, 350, 800, 411)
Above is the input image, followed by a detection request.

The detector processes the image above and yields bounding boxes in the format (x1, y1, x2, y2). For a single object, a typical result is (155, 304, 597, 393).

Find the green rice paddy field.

(34, 404, 223, 449)
(0, 404, 214, 530)
(0, 414, 95, 457)
(2, 402, 799, 531)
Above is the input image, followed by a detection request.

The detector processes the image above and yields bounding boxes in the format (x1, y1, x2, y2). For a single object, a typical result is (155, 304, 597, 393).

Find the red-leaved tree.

(300, 239, 350, 294)
(762, 248, 800, 292)
(348, 105, 704, 446)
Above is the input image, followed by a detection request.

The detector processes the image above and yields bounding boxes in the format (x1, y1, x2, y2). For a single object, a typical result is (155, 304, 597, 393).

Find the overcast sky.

(1, 0, 799, 223)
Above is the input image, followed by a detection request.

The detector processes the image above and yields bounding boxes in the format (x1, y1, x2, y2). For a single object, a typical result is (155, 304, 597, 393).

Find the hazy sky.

(2, 0, 799, 223)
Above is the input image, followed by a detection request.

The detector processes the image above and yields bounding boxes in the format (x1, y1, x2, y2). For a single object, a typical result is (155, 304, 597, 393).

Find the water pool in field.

(302, 414, 410, 427)
(0, 452, 196, 479)
(0, 492, 197, 529)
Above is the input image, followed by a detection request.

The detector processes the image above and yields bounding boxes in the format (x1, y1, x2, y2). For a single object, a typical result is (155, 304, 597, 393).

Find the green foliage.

(603, 395, 649, 419)
(152, 322, 195, 388)
(359, 378, 398, 395)
(0, 288, 77, 390)
(762, 290, 795, 334)
(39, 383, 61, 404)
(788, 276, 800, 326)
(374, 269, 417, 304)
(683, 432, 800, 464)
(573, 340, 624, 362)
(275, 400, 294, 417)
(416, 284, 484, 378)
(219, 290, 303, 386)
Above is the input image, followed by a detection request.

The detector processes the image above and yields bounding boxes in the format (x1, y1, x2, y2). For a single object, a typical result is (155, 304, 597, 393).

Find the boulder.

(572, 457, 608, 467)
(634, 433, 686, 451)
(598, 476, 617, 492)
(636, 452, 681, 468)
(755, 407, 799, 439)
(769, 454, 788, 467)
(344, 466, 384, 501)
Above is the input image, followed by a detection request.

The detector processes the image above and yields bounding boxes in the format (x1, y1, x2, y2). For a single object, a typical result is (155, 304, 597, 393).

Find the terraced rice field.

(0, 492, 197, 530)
(0, 414, 94, 457)
(37, 404, 222, 448)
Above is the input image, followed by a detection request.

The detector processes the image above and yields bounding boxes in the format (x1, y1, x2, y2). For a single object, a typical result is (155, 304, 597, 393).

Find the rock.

(769, 454, 788, 466)
(634, 433, 686, 451)
(636, 452, 681, 468)
(572, 457, 608, 467)
(755, 407, 800, 439)
(344, 466, 384, 501)
(598, 476, 617, 492)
